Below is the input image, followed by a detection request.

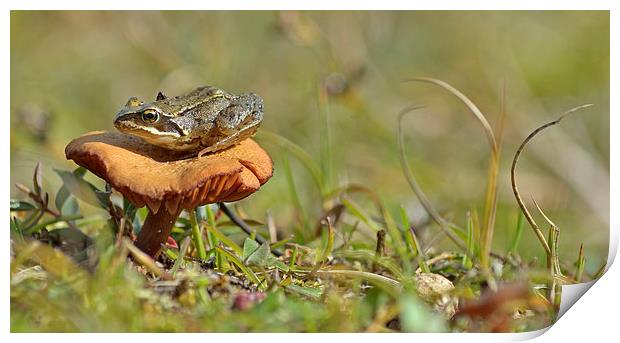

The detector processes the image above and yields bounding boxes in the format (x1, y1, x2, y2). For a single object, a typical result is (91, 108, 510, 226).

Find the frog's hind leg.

(197, 133, 240, 158)
(197, 124, 260, 158)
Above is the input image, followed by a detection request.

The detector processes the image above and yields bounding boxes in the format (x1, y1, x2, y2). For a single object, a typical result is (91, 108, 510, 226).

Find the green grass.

(10, 91, 601, 332)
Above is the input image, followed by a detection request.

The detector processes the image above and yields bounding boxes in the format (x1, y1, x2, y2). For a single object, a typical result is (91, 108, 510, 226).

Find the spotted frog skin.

(114, 85, 263, 155)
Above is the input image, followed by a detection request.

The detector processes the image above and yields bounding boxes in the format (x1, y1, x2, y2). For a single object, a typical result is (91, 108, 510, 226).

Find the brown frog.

(114, 85, 263, 156)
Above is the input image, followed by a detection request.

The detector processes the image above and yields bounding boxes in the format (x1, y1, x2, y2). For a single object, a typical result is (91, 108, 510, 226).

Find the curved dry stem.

(397, 105, 466, 251)
(532, 196, 556, 228)
(405, 77, 498, 154)
(405, 77, 500, 268)
(510, 104, 593, 256)
(532, 197, 563, 277)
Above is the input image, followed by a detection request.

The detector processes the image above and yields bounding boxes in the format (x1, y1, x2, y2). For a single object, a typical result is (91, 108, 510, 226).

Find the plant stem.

(206, 205, 223, 269)
(190, 209, 207, 261)
(510, 104, 592, 259)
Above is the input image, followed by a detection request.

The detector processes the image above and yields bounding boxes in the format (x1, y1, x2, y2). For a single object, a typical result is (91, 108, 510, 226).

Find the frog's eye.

(141, 109, 159, 123)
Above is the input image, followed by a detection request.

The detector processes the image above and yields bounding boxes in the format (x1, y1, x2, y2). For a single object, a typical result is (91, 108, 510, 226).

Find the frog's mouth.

(114, 120, 202, 151)
(114, 120, 181, 140)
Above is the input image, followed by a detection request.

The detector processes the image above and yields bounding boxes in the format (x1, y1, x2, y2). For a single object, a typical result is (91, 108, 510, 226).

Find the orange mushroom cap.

(65, 131, 273, 214)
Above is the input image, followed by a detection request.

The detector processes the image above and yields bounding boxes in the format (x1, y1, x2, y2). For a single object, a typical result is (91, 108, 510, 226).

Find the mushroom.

(65, 131, 273, 258)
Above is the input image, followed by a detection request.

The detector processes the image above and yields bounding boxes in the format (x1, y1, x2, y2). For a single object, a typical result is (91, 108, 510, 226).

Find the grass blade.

(215, 246, 263, 289)
(206, 205, 223, 269)
(509, 211, 525, 253)
(189, 209, 207, 261)
(575, 243, 586, 283)
(462, 211, 475, 269)
(207, 226, 243, 255)
(315, 217, 335, 264)
(399, 205, 429, 273)
(341, 197, 381, 232)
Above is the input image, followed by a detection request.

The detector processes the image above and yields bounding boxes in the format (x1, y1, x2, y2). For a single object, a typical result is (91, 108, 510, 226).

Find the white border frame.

(2, 1, 616, 341)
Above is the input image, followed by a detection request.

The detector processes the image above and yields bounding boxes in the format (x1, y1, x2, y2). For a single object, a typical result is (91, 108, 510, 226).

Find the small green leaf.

(55, 167, 90, 214)
(54, 169, 105, 208)
(245, 242, 273, 266)
(10, 200, 36, 212)
(25, 214, 83, 235)
(55, 186, 70, 213)
(63, 197, 79, 216)
(242, 237, 260, 260)
(244, 239, 289, 272)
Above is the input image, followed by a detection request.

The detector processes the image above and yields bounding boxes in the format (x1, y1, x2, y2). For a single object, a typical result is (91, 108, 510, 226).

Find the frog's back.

(154, 86, 229, 117)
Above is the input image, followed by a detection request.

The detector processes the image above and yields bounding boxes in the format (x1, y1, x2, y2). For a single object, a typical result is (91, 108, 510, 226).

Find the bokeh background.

(10, 11, 609, 272)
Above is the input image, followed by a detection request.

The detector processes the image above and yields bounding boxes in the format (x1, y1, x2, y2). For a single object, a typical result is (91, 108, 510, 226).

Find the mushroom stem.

(135, 209, 181, 258)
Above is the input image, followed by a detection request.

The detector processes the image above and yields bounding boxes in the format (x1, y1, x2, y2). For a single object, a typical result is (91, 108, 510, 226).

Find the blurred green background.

(10, 11, 609, 271)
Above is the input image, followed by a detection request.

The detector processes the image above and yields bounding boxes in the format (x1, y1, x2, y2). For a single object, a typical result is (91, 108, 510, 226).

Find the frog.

(113, 85, 264, 157)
